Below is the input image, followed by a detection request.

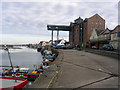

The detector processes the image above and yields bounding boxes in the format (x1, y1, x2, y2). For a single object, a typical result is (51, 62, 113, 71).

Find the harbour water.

(1, 46, 43, 70)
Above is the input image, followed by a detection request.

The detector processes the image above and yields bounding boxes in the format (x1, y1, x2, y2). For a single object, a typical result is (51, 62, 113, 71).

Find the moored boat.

(2, 67, 29, 79)
(0, 76, 28, 89)
(26, 70, 42, 81)
(2, 67, 43, 81)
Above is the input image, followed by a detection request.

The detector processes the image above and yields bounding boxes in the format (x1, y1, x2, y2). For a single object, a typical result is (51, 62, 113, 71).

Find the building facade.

(89, 25, 120, 50)
(69, 14, 105, 48)
(90, 28, 111, 48)
(69, 17, 83, 47)
(110, 25, 120, 50)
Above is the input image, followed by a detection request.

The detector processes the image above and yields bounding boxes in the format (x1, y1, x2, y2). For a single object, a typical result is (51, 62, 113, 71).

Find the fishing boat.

(27, 69, 42, 81)
(16, 68, 29, 79)
(1, 46, 28, 89)
(2, 46, 43, 82)
(0, 76, 28, 89)
(2, 67, 43, 81)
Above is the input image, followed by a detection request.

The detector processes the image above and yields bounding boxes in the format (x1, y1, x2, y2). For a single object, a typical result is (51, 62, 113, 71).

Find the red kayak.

(0, 76, 28, 89)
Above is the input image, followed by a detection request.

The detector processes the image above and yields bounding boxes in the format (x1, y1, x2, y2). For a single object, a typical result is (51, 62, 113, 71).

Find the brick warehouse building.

(69, 14, 105, 48)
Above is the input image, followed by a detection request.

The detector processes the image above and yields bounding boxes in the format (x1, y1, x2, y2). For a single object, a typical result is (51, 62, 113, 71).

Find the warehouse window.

(96, 16, 98, 19)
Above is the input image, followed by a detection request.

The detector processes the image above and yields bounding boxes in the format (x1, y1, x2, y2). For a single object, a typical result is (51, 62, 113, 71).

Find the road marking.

(55, 69, 63, 87)
(46, 72, 58, 88)
(73, 75, 113, 89)
(46, 69, 62, 88)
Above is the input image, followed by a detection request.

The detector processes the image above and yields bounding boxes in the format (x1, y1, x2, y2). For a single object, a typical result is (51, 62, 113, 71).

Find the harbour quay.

(2, 2, 119, 89)
(29, 49, 119, 89)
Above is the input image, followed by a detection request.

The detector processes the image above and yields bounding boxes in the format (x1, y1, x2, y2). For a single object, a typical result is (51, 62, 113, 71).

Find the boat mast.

(6, 47, 17, 82)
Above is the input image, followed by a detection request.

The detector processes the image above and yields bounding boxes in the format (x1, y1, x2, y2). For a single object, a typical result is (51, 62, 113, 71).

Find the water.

(1, 46, 43, 70)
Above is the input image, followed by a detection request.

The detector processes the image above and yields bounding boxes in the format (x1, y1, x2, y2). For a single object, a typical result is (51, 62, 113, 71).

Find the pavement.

(29, 49, 119, 89)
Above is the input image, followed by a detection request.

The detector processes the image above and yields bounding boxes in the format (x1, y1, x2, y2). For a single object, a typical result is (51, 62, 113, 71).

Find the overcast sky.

(0, 0, 119, 44)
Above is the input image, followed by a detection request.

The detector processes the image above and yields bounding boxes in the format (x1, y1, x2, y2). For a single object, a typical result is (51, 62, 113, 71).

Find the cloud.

(2, 0, 119, 3)
(1, 1, 118, 44)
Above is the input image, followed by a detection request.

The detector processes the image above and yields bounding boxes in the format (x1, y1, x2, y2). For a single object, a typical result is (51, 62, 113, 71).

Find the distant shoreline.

(0, 46, 22, 50)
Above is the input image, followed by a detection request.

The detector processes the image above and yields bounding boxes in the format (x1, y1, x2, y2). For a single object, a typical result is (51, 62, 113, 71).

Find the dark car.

(102, 44, 114, 51)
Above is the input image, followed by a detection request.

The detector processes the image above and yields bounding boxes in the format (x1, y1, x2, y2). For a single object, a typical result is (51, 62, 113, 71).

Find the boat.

(37, 45, 42, 52)
(2, 67, 43, 81)
(2, 67, 29, 79)
(1, 46, 29, 89)
(27, 69, 42, 81)
(0, 76, 28, 89)
(16, 68, 29, 79)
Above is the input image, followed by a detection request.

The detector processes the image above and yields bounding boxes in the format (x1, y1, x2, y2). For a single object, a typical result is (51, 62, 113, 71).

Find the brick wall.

(83, 14, 105, 47)
(69, 14, 105, 48)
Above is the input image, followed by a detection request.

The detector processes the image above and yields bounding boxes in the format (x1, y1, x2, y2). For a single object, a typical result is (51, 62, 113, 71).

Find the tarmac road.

(52, 50, 119, 88)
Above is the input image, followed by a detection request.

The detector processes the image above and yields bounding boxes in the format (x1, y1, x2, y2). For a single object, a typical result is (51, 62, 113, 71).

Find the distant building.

(40, 41, 49, 46)
(110, 25, 120, 50)
(90, 28, 104, 48)
(98, 28, 111, 48)
(90, 25, 120, 50)
(69, 17, 83, 47)
(90, 28, 111, 48)
(69, 14, 105, 48)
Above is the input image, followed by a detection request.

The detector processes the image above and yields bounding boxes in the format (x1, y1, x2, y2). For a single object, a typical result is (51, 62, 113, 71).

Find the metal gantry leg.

(51, 30, 53, 45)
(57, 30, 59, 40)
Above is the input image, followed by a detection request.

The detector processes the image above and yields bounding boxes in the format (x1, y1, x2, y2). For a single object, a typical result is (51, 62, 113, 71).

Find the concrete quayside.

(29, 49, 119, 89)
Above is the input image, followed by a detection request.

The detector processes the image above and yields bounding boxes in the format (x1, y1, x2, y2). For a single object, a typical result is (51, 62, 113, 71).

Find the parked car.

(102, 44, 114, 51)
(66, 45, 73, 49)
(91, 46, 98, 49)
(55, 45, 64, 49)
(61, 46, 67, 49)
(61, 45, 73, 49)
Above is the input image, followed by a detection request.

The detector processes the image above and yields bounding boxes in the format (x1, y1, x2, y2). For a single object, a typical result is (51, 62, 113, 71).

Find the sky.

(0, 0, 119, 44)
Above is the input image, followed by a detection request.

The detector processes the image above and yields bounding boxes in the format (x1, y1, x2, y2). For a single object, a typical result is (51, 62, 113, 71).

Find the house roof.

(74, 17, 83, 24)
(95, 29, 104, 35)
(111, 25, 120, 34)
(99, 28, 111, 35)
(88, 13, 105, 21)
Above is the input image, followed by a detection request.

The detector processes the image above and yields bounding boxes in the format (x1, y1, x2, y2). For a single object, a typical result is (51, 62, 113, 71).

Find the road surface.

(52, 50, 119, 88)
